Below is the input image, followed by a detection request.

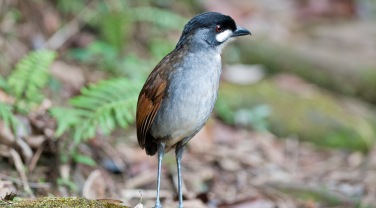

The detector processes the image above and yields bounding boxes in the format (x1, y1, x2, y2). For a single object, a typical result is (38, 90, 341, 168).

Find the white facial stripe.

(215, 30, 233, 42)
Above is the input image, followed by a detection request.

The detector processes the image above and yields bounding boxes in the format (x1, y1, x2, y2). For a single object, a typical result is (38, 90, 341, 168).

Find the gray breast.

(150, 50, 222, 145)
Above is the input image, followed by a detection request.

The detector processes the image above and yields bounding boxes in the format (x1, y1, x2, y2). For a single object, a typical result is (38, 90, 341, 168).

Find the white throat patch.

(215, 30, 233, 43)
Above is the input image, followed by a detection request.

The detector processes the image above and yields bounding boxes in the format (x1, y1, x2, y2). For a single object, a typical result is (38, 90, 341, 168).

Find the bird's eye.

(215, 25, 223, 33)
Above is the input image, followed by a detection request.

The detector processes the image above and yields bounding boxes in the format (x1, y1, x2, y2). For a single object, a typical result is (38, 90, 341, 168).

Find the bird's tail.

(145, 138, 158, 156)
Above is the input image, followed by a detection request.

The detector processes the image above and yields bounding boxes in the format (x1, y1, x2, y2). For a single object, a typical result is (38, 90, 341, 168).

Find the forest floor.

(1, 0, 376, 208)
(2, 120, 376, 208)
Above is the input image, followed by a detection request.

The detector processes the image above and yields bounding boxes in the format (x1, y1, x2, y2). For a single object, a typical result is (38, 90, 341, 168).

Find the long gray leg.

(175, 141, 185, 208)
(154, 143, 165, 208)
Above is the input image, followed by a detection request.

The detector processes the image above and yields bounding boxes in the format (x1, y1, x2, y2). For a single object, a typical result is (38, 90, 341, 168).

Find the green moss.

(216, 81, 376, 152)
(0, 197, 130, 208)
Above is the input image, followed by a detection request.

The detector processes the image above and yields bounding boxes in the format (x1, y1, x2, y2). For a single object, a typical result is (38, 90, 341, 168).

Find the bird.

(136, 12, 251, 208)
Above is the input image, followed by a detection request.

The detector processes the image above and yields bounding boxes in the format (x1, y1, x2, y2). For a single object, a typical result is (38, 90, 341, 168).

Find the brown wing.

(136, 72, 167, 150)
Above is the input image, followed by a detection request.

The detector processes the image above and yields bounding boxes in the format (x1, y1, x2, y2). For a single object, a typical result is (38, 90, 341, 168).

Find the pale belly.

(150, 64, 221, 147)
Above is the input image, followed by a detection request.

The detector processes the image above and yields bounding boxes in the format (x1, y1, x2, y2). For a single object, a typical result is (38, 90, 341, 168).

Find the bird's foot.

(153, 201, 162, 208)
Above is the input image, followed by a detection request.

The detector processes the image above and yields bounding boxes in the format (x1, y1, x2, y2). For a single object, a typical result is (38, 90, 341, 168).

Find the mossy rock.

(215, 79, 376, 152)
(231, 39, 376, 104)
(0, 197, 130, 208)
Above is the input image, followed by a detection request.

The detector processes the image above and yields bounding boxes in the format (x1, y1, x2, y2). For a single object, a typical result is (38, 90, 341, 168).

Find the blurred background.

(0, 0, 376, 207)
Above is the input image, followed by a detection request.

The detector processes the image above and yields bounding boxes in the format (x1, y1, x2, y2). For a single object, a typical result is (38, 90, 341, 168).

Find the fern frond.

(7, 50, 57, 111)
(0, 102, 18, 133)
(49, 107, 83, 138)
(50, 78, 142, 143)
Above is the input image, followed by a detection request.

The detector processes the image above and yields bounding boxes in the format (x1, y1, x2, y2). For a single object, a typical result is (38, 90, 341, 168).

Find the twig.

(15, 138, 33, 164)
(0, 173, 51, 189)
(82, 169, 103, 199)
(121, 189, 170, 200)
(284, 136, 300, 176)
(0, 121, 16, 146)
(0, 122, 33, 164)
(42, 0, 97, 50)
(9, 149, 34, 197)
(28, 142, 46, 172)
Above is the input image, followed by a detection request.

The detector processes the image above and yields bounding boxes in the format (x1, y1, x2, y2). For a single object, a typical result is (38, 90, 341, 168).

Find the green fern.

(7, 50, 57, 112)
(50, 78, 142, 143)
(0, 102, 18, 133)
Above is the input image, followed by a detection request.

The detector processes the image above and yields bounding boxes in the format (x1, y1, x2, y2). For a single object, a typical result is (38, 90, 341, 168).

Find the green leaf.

(72, 153, 96, 166)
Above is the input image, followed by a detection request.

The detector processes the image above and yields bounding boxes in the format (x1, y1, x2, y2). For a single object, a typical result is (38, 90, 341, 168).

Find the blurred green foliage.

(62, 0, 187, 77)
(0, 75, 8, 92)
(216, 82, 376, 152)
(0, 50, 56, 132)
(50, 78, 142, 143)
(0, 50, 56, 141)
(52, 0, 190, 165)
(0, 0, 191, 167)
(7, 50, 57, 113)
(216, 100, 272, 132)
(0, 102, 19, 134)
(52, 0, 188, 144)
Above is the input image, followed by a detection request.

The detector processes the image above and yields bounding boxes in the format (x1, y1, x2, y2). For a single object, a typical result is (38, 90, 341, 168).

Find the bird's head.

(176, 12, 251, 51)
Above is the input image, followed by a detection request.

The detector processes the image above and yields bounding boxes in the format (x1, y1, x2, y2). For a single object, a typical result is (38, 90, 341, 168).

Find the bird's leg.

(175, 141, 185, 208)
(155, 143, 165, 208)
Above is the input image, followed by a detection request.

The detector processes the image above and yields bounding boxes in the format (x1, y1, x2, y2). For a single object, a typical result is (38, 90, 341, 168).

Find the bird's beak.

(231, 26, 251, 37)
